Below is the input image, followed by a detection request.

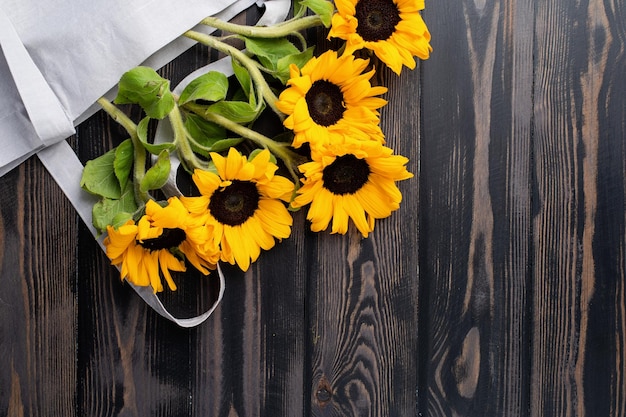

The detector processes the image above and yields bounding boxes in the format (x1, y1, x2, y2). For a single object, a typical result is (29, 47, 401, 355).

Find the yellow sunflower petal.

(330, 195, 350, 235)
(256, 175, 295, 201)
(145, 251, 163, 293)
(223, 225, 252, 271)
(180, 195, 211, 216)
(355, 183, 395, 219)
(130, 244, 151, 287)
(159, 250, 186, 291)
(305, 187, 334, 233)
(341, 194, 371, 237)
(105, 222, 138, 259)
(192, 169, 222, 196)
(256, 199, 293, 239)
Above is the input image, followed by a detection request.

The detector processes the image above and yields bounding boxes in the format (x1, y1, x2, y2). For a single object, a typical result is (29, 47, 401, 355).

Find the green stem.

(200, 15, 323, 39)
(183, 30, 284, 120)
(97, 97, 150, 205)
(168, 105, 209, 171)
(185, 103, 303, 184)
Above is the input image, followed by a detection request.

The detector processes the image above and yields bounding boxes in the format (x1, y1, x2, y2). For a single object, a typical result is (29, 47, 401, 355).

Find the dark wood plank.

(305, 60, 421, 416)
(75, 104, 202, 417)
(418, 0, 534, 415)
(190, 224, 307, 417)
(186, 7, 307, 417)
(0, 158, 78, 417)
(531, 0, 626, 415)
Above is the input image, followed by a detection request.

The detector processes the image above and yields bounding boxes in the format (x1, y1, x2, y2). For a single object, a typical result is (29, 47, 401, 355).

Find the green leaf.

(114, 139, 133, 190)
(184, 113, 226, 142)
(275, 46, 315, 84)
(184, 114, 242, 155)
(293, 0, 306, 17)
(203, 138, 244, 153)
(137, 117, 176, 155)
(81, 149, 121, 199)
(232, 58, 253, 98)
(140, 150, 171, 192)
(207, 101, 262, 124)
(299, 0, 334, 27)
(92, 182, 138, 233)
(178, 71, 229, 105)
(245, 37, 300, 73)
(114, 66, 175, 119)
(111, 212, 135, 228)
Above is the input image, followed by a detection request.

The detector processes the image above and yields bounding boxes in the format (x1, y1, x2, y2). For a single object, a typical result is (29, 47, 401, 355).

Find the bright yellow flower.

(104, 197, 219, 293)
(181, 148, 295, 271)
(276, 50, 387, 149)
(291, 139, 413, 237)
(329, 0, 432, 74)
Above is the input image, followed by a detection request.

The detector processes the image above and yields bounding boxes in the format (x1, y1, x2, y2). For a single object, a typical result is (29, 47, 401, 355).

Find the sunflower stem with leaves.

(81, 0, 432, 293)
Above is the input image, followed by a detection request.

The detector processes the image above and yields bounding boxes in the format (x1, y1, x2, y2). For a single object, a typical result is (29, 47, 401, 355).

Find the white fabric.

(30, 0, 291, 327)
(0, 0, 257, 176)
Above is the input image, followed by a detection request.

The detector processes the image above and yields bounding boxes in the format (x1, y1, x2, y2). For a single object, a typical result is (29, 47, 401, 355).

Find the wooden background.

(1, 0, 625, 416)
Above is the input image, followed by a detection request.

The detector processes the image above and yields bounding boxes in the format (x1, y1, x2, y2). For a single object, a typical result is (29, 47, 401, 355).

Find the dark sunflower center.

(140, 228, 187, 251)
(305, 80, 346, 127)
(322, 154, 371, 195)
(355, 0, 401, 42)
(209, 180, 260, 226)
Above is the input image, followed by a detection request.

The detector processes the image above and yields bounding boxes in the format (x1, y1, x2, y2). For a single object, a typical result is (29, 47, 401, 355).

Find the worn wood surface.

(1, 1, 625, 416)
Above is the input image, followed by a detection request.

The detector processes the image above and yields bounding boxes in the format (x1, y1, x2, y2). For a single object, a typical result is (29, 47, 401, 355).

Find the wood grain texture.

(1, 2, 626, 417)
(307, 62, 421, 417)
(75, 106, 202, 417)
(532, 0, 626, 416)
(419, 0, 533, 415)
(0, 159, 77, 417)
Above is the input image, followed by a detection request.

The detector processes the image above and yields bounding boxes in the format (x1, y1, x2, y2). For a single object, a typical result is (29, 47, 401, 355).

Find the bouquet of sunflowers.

(80, 0, 431, 294)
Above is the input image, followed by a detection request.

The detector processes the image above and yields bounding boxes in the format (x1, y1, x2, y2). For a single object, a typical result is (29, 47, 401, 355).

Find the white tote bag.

(0, 0, 263, 176)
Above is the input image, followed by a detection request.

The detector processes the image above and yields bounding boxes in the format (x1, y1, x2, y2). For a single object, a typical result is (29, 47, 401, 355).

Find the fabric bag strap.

(36, 141, 227, 327)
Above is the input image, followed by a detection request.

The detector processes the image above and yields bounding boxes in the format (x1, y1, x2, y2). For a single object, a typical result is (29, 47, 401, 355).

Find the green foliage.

(184, 113, 226, 142)
(207, 101, 262, 124)
(184, 114, 242, 156)
(275, 46, 315, 84)
(114, 66, 175, 119)
(81, 141, 139, 233)
(140, 150, 171, 192)
(81, 148, 121, 199)
(113, 139, 133, 190)
(137, 117, 176, 155)
(245, 38, 314, 84)
(298, 0, 334, 26)
(178, 71, 229, 105)
(232, 58, 253, 101)
(91, 181, 137, 233)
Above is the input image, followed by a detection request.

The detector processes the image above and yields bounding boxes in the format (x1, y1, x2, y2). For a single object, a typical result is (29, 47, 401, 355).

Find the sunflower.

(276, 50, 388, 150)
(181, 148, 295, 271)
(328, 0, 432, 75)
(291, 138, 413, 237)
(104, 197, 219, 293)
